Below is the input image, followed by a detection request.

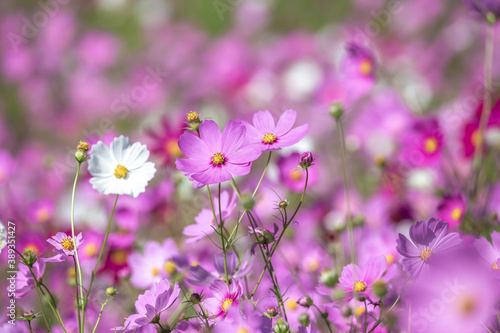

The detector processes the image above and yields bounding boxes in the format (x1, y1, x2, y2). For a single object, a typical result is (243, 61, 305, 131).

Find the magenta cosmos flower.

(44, 232, 84, 263)
(14, 260, 45, 299)
(204, 279, 243, 318)
(474, 231, 500, 271)
(114, 279, 180, 332)
(241, 109, 308, 151)
(396, 218, 462, 278)
(176, 120, 262, 186)
(338, 256, 389, 301)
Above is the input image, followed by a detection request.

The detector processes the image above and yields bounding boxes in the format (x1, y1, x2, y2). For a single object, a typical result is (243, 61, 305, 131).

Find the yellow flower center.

(262, 133, 277, 144)
(151, 267, 160, 276)
(221, 298, 233, 312)
(423, 137, 438, 154)
(164, 260, 176, 274)
(114, 164, 128, 179)
(61, 238, 74, 251)
(110, 250, 128, 265)
(187, 111, 200, 123)
(25, 244, 39, 254)
(305, 258, 320, 272)
(84, 244, 98, 256)
(458, 295, 477, 316)
(36, 208, 51, 223)
(354, 306, 365, 317)
(77, 141, 90, 151)
(164, 139, 182, 157)
(286, 298, 298, 311)
(492, 262, 499, 270)
(212, 152, 226, 165)
(385, 253, 395, 265)
(67, 267, 76, 278)
(420, 248, 433, 262)
(237, 329, 248, 333)
(353, 280, 367, 293)
(190, 260, 199, 267)
(290, 169, 303, 180)
(471, 129, 482, 147)
(359, 60, 373, 76)
(451, 208, 463, 221)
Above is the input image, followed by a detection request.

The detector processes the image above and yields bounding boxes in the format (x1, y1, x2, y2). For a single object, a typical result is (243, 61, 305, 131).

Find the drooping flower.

(44, 232, 84, 263)
(183, 190, 237, 243)
(186, 251, 254, 286)
(0, 221, 6, 254)
(176, 120, 262, 186)
(114, 279, 180, 333)
(473, 231, 500, 271)
(338, 256, 390, 301)
(14, 260, 45, 299)
(204, 279, 243, 318)
(241, 109, 308, 151)
(396, 218, 462, 278)
(88, 135, 156, 198)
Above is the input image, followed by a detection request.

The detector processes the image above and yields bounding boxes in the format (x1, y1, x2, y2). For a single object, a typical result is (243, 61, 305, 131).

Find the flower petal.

(199, 120, 222, 153)
(274, 109, 297, 136)
(252, 110, 275, 133)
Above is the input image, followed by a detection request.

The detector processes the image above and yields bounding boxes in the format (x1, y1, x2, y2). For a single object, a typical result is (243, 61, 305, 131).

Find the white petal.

(123, 142, 150, 171)
(88, 141, 115, 176)
(110, 135, 131, 164)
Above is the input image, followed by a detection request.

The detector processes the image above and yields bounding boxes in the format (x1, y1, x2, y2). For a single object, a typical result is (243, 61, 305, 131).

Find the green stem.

(28, 321, 35, 333)
(336, 119, 356, 264)
(207, 185, 229, 285)
(81, 194, 119, 332)
(70, 162, 85, 332)
(251, 170, 309, 296)
(471, 23, 495, 198)
(368, 290, 403, 333)
(363, 300, 368, 333)
(91, 297, 111, 333)
(33, 271, 51, 332)
(252, 151, 272, 197)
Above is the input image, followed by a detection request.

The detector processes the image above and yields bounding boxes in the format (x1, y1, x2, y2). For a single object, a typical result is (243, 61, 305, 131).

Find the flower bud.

(106, 287, 117, 296)
(372, 279, 388, 298)
(298, 152, 314, 169)
(298, 295, 313, 308)
(353, 215, 365, 227)
(340, 304, 352, 317)
(299, 313, 310, 327)
(21, 249, 38, 266)
(252, 227, 275, 245)
(265, 307, 279, 318)
(75, 141, 90, 163)
(190, 293, 202, 305)
(273, 318, 290, 333)
(278, 200, 288, 209)
(21, 310, 36, 321)
(329, 102, 344, 119)
(320, 269, 338, 287)
(186, 111, 201, 130)
(241, 193, 255, 210)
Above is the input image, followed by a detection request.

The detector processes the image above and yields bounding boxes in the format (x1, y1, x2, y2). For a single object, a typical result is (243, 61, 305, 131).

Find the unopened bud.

(190, 293, 201, 305)
(186, 111, 201, 130)
(340, 304, 352, 317)
(353, 215, 365, 227)
(320, 269, 338, 287)
(299, 313, 310, 327)
(273, 318, 290, 333)
(21, 310, 36, 321)
(241, 193, 255, 210)
(266, 307, 279, 318)
(21, 249, 37, 266)
(298, 152, 314, 169)
(278, 200, 288, 209)
(252, 227, 275, 245)
(106, 287, 117, 296)
(298, 295, 313, 308)
(373, 279, 388, 298)
(329, 102, 344, 119)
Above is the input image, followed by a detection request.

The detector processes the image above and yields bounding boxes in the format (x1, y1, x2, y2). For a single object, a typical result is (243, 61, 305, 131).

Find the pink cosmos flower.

(14, 260, 45, 299)
(338, 256, 390, 301)
(44, 232, 84, 263)
(241, 109, 308, 151)
(176, 120, 262, 186)
(436, 193, 466, 228)
(277, 152, 318, 192)
(474, 231, 500, 271)
(204, 279, 243, 319)
(114, 279, 180, 333)
(183, 190, 237, 243)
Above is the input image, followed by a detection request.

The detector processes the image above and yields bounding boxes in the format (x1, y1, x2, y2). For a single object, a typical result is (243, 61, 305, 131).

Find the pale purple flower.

(396, 218, 462, 278)
(474, 231, 500, 271)
(14, 260, 45, 299)
(114, 279, 180, 333)
(464, 0, 500, 21)
(338, 256, 388, 301)
(183, 190, 237, 243)
(186, 251, 254, 286)
(176, 120, 262, 186)
(241, 109, 308, 151)
(44, 232, 84, 263)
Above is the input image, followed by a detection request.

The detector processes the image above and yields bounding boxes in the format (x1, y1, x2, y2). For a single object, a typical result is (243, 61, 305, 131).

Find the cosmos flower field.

(1, 0, 500, 332)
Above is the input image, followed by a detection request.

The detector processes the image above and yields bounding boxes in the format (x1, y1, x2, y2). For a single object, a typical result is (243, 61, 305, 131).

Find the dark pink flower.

(436, 193, 466, 228)
(44, 232, 84, 263)
(176, 120, 262, 186)
(241, 109, 308, 151)
(204, 279, 243, 318)
(338, 256, 389, 301)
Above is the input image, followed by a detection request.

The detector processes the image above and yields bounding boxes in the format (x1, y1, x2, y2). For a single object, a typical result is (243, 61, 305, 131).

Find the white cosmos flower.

(88, 136, 156, 198)
(0, 221, 6, 254)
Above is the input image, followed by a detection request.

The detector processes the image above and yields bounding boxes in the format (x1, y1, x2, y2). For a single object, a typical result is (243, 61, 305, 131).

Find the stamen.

(420, 248, 433, 262)
(262, 133, 277, 144)
(221, 298, 233, 312)
(212, 152, 226, 165)
(423, 137, 438, 154)
(114, 165, 128, 178)
(353, 280, 367, 292)
(61, 238, 74, 251)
